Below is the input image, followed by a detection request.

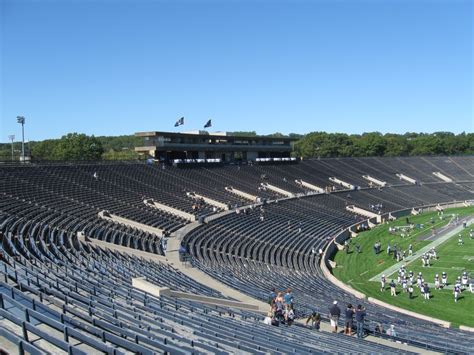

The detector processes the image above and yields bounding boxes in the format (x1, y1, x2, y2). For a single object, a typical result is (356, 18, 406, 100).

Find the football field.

(333, 206, 474, 327)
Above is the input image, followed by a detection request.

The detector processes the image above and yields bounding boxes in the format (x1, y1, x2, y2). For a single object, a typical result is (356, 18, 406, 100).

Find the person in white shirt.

(442, 272, 448, 288)
(263, 312, 273, 325)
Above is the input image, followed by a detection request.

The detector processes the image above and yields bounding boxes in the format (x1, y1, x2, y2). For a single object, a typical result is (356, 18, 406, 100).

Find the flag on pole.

(204, 119, 212, 128)
(174, 117, 184, 127)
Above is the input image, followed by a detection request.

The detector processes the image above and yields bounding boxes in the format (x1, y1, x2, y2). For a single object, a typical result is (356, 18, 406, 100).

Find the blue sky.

(0, 0, 472, 142)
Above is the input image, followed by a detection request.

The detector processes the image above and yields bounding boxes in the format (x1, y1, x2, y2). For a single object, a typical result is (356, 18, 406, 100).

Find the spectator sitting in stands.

(386, 325, 397, 337)
(285, 305, 295, 326)
(306, 311, 321, 330)
(263, 311, 273, 325)
(375, 323, 384, 334)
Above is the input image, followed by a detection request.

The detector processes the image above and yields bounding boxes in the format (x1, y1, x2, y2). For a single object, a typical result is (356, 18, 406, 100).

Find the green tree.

(53, 133, 104, 160)
(354, 132, 386, 156)
(265, 132, 287, 138)
(229, 131, 257, 137)
(384, 135, 409, 156)
(31, 139, 59, 160)
(409, 135, 444, 155)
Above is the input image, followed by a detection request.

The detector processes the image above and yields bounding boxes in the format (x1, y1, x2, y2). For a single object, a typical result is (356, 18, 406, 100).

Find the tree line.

(292, 132, 474, 158)
(0, 131, 472, 161)
(0, 133, 141, 161)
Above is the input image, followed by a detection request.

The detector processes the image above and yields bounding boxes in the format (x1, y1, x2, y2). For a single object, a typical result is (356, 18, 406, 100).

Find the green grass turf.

(332, 206, 474, 327)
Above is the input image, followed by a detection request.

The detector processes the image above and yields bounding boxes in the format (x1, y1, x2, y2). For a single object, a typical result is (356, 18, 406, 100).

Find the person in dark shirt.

(306, 311, 321, 330)
(329, 301, 341, 333)
(355, 305, 366, 339)
(423, 283, 430, 300)
(344, 304, 354, 335)
(390, 280, 397, 296)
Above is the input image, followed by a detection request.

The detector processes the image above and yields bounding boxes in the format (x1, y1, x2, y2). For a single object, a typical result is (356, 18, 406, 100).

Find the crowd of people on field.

(382, 267, 472, 302)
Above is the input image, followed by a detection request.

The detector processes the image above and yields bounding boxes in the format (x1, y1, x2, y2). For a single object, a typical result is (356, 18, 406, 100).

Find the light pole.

(16, 116, 25, 162)
(8, 135, 15, 161)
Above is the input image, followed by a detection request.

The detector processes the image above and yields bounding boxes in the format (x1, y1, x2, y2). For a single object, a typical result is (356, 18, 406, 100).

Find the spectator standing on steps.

(344, 304, 354, 335)
(329, 301, 341, 333)
(355, 305, 366, 339)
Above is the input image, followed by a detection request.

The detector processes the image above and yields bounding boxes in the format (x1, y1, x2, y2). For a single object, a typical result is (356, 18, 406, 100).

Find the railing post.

(21, 321, 29, 342)
(18, 341, 25, 355)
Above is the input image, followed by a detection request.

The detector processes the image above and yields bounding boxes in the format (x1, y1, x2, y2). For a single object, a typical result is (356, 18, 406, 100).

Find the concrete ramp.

(261, 183, 294, 197)
(98, 210, 164, 236)
(132, 277, 262, 312)
(225, 186, 258, 201)
(396, 173, 417, 184)
(187, 192, 229, 210)
(432, 171, 453, 182)
(362, 175, 387, 187)
(345, 205, 380, 221)
(296, 180, 325, 193)
(144, 199, 196, 222)
(80, 234, 170, 263)
(329, 177, 355, 190)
